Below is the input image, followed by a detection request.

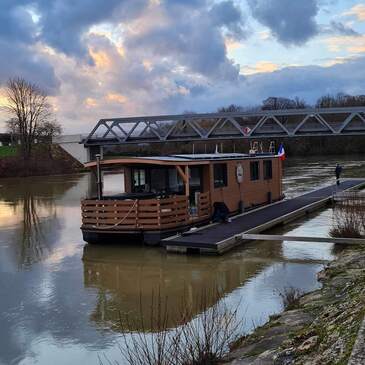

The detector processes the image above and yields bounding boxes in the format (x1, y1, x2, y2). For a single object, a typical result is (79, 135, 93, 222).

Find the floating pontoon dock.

(163, 179, 365, 254)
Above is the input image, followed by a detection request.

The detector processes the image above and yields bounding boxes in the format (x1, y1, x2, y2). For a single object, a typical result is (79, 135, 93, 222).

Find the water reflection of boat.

(82, 243, 280, 331)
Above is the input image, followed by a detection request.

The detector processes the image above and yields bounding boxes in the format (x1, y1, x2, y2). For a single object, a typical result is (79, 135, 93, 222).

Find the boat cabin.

(81, 153, 283, 245)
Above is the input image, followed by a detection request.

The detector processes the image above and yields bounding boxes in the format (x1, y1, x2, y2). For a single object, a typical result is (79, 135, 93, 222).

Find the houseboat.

(81, 151, 283, 245)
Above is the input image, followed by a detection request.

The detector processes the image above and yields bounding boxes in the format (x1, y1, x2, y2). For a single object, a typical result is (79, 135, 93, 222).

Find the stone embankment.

(222, 247, 365, 365)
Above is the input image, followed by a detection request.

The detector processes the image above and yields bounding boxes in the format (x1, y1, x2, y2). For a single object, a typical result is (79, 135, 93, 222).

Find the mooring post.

(95, 154, 103, 200)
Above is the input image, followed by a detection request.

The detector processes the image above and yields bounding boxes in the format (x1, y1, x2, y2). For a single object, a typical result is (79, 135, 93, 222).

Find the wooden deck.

(163, 179, 365, 254)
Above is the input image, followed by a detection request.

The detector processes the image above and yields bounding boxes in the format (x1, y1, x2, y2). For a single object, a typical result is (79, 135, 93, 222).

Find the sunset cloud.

(0, 1, 364, 134)
(89, 49, 113, 69)
(241, 61, 279, 75)
(106, 93, 128, 104)
(325, 35, 365, 53)
(343, 4, 365, 22)
(84, 98, 98, 108)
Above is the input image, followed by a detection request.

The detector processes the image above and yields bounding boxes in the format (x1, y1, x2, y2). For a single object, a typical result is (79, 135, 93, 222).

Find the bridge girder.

(83, 107, 365, 146)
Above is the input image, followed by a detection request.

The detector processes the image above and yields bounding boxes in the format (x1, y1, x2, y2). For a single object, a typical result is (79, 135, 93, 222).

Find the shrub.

(279, 287, 303, 310)
(329, 200, 365, 238)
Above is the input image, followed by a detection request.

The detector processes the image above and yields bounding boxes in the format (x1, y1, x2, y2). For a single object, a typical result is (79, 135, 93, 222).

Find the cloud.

(106, 93, 128, 104)
(0, 1, 59, 93)
(0, 2, 36, 44)
(0, 0, 364, 135)
(0, 41, 59, 94)
(209, 0, 247, 40)
(320, 55, 358, 67)
(325, 21, 359, 36)
(248, 0, 319, 45)
(343, 4, 365, 22)
(48, 29, 365, 133)
(324, 35, 365, 53)
(35, 0, 149, 59)
(241, 61, 280, 75)
(170, 56, 365, 113)
(124, 0, 246, 80)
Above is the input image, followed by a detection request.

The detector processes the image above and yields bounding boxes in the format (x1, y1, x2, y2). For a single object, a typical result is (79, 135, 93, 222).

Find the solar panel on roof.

(171, 153, 249, 160)
(141, 156, 190, 161)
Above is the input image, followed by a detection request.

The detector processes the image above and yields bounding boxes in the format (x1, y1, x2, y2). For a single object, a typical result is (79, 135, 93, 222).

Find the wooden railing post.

(135, 200, 139, 228)
(157, 200, 161, 228)
(185, 165, 190, 198)
(96, 201, 100, 227)
(174, 195, 178, 224)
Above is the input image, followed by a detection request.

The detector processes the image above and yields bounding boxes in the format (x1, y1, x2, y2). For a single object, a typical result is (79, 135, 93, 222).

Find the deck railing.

(196, 192, 211, 219)
(82, 195, 190, 230)
(82, 192, 212, 231)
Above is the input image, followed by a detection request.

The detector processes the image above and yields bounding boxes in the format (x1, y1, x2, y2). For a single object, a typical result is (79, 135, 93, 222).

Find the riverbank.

(0, 144, 83, 178)
(222, 246, 365, 364)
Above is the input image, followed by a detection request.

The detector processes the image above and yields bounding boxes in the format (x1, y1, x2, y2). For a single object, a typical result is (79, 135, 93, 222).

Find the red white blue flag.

(278, 143, 286, 161)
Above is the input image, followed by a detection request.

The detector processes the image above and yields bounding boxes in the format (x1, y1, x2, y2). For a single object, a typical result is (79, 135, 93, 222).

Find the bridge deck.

(163, 179, 365, 254)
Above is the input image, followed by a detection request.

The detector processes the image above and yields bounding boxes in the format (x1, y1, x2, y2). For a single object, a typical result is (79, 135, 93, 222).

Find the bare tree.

(37, 120, 62, 158)
(37, 120, 62, 142)
(316, 93, 365, 108)
(217, 104, 244, 113)
(2, 77, 54, 159)
(261, 96, 309, 110)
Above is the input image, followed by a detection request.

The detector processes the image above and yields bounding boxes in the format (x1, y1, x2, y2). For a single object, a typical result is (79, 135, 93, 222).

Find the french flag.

(278, 143, 286, 161)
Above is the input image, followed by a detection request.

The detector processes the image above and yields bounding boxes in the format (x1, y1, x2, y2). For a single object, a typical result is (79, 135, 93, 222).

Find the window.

(132, 167, 186, 194)
(190, 167, 203, 188)
(263, 160, 272, 180)
(250, 161, 260, 181)
(168, 168, 184, 193)
(150, 168, 167, 192)
(214, 163, 227, 188)
(132, 168, 146, 192)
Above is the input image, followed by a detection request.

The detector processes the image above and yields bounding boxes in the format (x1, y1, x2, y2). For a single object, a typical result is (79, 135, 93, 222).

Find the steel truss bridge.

(83, 107, 365, 146)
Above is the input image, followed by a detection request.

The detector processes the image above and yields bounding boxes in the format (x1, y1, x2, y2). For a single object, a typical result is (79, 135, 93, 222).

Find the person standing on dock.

(335, 163, 342, 186)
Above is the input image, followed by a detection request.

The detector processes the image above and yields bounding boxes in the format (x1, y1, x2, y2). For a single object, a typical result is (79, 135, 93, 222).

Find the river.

(0, 155, 364, 365)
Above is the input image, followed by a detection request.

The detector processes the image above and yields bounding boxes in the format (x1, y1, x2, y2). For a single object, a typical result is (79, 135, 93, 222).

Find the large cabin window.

(250, 161, 260, 181)
(263, 160, 273, 180)
(214, 163, 227, 188)
(132, 167, 183, 194)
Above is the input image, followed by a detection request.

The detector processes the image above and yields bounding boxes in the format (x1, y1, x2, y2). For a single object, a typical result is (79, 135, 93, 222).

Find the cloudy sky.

(0, 0, 365, 133)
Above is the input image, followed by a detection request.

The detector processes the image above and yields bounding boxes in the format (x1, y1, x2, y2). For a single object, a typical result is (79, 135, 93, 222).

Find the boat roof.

(85, 152, 277, 168)
(170, 153, 274, 160)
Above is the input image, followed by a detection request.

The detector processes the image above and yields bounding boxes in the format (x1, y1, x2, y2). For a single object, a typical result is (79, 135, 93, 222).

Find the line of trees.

(217, 93, 365, 113)
(1, 77, 61, 160)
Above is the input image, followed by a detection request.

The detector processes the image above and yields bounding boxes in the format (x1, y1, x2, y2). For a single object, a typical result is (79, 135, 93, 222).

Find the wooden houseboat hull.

(81, 225, 191, 246)
(81, 153, 283, 245)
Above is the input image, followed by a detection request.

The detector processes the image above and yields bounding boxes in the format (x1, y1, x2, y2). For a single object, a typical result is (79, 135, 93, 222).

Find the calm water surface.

(0, 155, 364, 365)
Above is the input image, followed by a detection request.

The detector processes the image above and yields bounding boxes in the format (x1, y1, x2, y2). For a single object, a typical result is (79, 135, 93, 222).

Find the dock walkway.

(163, 179, 365, 254)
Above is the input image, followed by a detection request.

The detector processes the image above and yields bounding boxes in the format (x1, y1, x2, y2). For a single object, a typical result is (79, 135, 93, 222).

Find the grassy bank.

(0, 144, 82, 178)
(222, 246, 365, 364)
